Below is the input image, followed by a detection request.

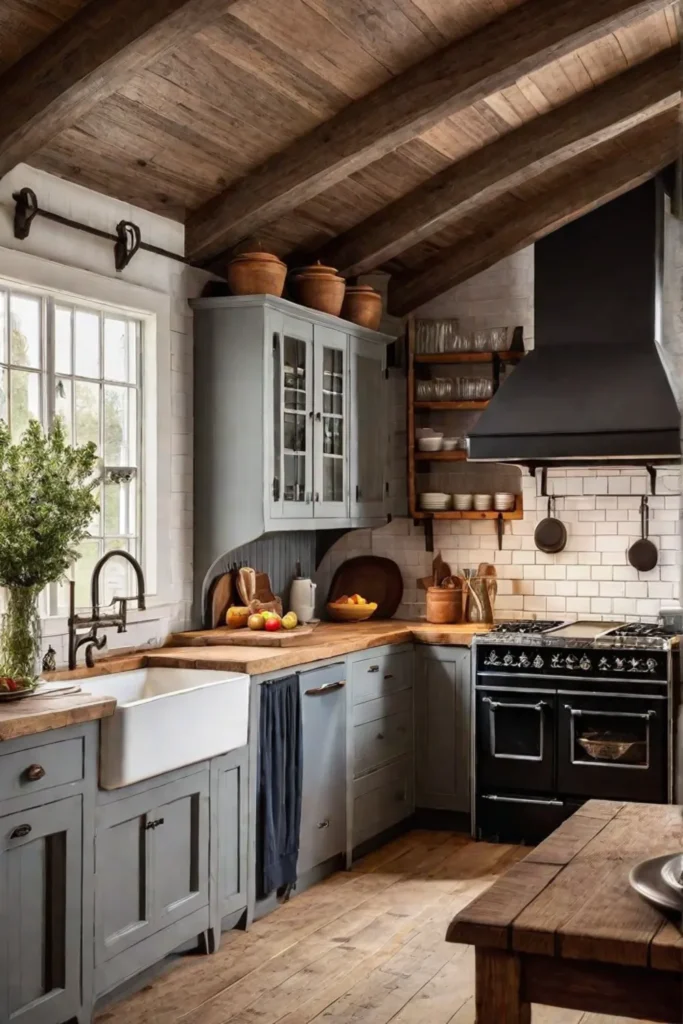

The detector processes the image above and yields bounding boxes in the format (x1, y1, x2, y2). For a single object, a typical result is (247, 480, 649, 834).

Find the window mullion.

(45, 296, 55, 427)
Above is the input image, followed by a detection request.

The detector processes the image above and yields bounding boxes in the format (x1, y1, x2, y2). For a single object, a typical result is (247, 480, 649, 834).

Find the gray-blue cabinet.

(416, 647, 472, 813)
(0, 795, 83, 1024)
(213, 746, 248, 926)
(94, 764, 210, 996)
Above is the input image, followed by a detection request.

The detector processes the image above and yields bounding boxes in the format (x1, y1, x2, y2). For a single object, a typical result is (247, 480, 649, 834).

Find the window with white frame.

(0, 284, 143, 614)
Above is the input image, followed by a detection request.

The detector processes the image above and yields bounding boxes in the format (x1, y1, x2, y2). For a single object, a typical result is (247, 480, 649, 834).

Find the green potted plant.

(0, 419, 98, 690)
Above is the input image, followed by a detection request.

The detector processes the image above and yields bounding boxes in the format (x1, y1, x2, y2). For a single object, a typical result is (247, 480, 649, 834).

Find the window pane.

(55, 306, 72, 375)
(103, 539, 133, 604)
(0, 291, 6, 364)
(0, 368, 6, 424)
(54, 378, 72, 441)
(74, 309, 100, 378)
(104, 318, 130, 383)
(127, 322, 138, 384)
(74, 539, 100, 608)
(104, 480, 125, 535)
(75, 380, 100, 449)
(10, 370, 40, 440)
(104, 385, 135, 465)
(10, 294, 40, 368)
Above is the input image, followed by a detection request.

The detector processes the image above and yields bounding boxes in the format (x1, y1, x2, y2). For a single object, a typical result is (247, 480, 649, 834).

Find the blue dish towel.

(257, 674, 302, 899)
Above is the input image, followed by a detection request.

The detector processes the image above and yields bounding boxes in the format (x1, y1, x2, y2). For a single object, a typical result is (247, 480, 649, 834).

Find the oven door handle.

(481, 794, 564, 807)
(483, 697, 548, 712)
(563, 705, 657, 721)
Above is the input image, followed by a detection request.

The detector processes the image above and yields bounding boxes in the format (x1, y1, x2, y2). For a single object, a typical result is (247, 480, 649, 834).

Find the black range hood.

(467, 179, 681, 466)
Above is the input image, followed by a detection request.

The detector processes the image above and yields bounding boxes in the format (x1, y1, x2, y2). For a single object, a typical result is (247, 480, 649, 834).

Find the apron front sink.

(86, 668, 250, 788)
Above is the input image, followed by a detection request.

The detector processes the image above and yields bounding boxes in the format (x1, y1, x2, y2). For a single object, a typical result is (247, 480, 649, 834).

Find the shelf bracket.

(647, 465, 657, 495)
(421, 517, 434, 553)
(497, 514, 504, 551)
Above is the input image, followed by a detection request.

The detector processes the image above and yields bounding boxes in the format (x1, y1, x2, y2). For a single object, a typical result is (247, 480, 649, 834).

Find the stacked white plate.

(417, 435, 444, 452)
(453, 493, 473, 511)
(420, 492, 451, 512)
(494, 492, 515, 512)
(473, 493, 493, 511)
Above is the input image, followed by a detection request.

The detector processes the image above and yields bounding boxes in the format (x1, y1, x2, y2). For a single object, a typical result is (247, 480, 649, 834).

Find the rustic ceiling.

(0, 0, 679, 312)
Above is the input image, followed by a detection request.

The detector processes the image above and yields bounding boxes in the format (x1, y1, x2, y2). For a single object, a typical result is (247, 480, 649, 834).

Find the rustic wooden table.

(447, 801, 683, 1023)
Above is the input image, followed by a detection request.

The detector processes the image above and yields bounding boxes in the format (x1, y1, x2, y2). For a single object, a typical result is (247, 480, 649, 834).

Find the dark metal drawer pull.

(368, 665, 380, 673)
(483, 697, 547, 712)
(10, 824, 32, 839)
(145, 818, 165, 830)
(305, 680, 346, 696)
(377, 732, 385, 740)
(317, 819, 330, 830)
(384, 674, 394, 680)
(564, 705, 656, 721)
(25, 764, 46, 781)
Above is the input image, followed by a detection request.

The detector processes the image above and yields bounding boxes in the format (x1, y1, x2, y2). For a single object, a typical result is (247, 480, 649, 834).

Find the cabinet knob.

(384, 674, 394, 680)
(25, 764, 46, 782)
(377, 732, 385, 740)
(368, 665, 380, 673)
(10, 824, 31, 839)
(145, 817, 165, 831)
(317, 819, 330, 830)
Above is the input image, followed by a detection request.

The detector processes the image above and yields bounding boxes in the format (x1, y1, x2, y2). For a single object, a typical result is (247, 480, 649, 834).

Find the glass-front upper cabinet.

(271, 315, 314, 519)
(350, 336, 386, 519)
(313, 326, 348, 518)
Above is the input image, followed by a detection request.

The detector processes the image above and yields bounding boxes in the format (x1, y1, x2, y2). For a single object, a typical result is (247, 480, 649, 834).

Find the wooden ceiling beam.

(320, 47, 680, 276)
(0, 0, 239, 179)
(185, 0, 673, 262)
(388, 109, 678, 317)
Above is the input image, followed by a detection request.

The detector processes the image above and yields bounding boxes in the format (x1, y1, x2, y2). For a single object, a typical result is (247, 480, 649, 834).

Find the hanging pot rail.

(12, 187, 191, 272)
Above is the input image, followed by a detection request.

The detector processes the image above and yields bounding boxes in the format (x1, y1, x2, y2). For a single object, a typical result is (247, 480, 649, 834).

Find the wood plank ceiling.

(0, 0, 679, 313)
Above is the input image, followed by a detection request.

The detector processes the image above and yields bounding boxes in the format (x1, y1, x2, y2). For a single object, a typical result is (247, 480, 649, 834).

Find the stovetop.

(489, 620, 563, 635)
(486, 619, 681, 650)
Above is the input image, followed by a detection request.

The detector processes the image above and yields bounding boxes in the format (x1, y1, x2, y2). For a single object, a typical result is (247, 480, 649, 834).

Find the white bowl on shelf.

(473, 493, 493, 511)
(417, 435, 444, 452)
(453, 493, 473, 511)
(494, 492, 515, 511)
(442, 437, 464, 451)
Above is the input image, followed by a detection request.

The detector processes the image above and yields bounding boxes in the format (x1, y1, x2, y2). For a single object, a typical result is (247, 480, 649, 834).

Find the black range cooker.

(473, 620, 679, 844)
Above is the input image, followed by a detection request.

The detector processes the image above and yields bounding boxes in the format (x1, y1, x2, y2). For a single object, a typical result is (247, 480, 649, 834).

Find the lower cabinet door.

(214, 747, 248, 920)
(151, 771, 210, 929)
(416, 649, 472, 813)
(95, 769, 210, 966)
(0, 795, 82, 1024)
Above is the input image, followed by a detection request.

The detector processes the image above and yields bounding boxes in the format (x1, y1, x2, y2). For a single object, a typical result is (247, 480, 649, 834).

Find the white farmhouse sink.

(86, 668, 250, 789)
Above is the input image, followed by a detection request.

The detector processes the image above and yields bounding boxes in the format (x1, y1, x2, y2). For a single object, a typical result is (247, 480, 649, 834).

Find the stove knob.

(646, 658, 657, 674)
(533, 654, 544, 670)
(614, 657, 625, 672)
(551, 654, 562, 669)
(628, 657, 641, 673)
(565, 654, 577, 670)
(503, 652, 514, 667)
(518, 652, 530, 669)
(579, 655, 591, 672)
(598, 656, 610, 671)
(484, 651, 500, 667)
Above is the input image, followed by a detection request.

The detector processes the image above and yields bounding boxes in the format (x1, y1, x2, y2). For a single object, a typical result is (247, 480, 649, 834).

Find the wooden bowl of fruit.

(326, 594, 378, 622)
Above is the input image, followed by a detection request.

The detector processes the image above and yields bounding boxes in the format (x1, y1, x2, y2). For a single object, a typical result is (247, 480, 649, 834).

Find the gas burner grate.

(607, 623, 681, 639)
(490, 620, 564, 635)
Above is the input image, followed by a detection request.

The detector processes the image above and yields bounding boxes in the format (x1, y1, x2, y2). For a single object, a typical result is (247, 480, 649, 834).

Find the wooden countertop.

(0, 690, 116, 742)
(155, 620, 493, 676)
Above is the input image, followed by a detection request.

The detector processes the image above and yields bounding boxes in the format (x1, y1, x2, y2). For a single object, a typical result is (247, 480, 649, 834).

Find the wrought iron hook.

(114, 220, 142, 271)
(13, 187, 39, 240)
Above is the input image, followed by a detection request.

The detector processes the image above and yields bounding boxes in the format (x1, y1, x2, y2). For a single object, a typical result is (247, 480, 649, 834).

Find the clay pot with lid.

(294, 262, 346, 317)
(227, 251, 287, 297)
(341, 285, 383, 330)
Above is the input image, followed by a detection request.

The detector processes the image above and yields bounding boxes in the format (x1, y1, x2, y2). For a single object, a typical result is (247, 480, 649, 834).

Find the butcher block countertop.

(154, 620, 493, 676)
(0, 690, 117, 742)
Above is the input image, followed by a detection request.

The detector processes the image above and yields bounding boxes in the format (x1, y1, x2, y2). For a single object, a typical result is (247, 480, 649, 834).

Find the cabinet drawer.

(353, 758, 414, 847)
(352, 651, 412, 705)
(353, 688, 412, 727)
(354, 710, 412, 777)
(0, 736, 84, 803)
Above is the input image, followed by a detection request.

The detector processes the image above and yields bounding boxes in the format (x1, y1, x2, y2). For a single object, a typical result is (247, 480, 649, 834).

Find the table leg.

(475, 948, 531, 1024)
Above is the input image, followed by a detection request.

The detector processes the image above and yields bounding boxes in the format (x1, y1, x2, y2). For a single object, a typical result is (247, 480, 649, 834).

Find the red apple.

(264, 616, 282, 632)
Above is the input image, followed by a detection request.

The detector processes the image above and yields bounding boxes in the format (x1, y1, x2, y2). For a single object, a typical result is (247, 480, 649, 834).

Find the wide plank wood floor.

(97, 831, 656, 1024)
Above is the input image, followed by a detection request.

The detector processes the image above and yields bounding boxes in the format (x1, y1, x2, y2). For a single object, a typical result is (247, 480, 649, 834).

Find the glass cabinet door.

(271, 316, 313, 519)
(313, 326, 348, 518)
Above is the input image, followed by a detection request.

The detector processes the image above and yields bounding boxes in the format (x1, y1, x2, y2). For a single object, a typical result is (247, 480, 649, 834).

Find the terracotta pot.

(341, 285, 382, 330)
(227, 252, 287, 297)
(425, 586, 463, 625)
(294, 262, 345, 316)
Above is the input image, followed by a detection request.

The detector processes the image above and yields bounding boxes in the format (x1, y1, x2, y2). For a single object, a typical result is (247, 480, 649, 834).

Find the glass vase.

(0, 585, 42, 685)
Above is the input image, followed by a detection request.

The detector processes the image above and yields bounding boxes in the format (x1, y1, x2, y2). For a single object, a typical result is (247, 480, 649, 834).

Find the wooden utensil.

(208, 572, 233, 629)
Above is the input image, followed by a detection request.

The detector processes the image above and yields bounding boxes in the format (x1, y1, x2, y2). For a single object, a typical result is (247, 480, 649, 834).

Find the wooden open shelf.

(415, 450, 468, 462)
(415, 400, 489, 411)
(412, 495, 524, 521)
(413, 350, 522, 365)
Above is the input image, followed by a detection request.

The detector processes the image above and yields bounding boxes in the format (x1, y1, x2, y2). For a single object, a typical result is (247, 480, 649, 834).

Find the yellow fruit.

(247, 614, 265, 630)
(226, 606, 250, 629)
(347, 597, 355, 605)
(282, 612, 298, 630)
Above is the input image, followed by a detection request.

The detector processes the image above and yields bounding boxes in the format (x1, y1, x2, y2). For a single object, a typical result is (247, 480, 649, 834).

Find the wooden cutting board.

(208, 572, 233, 629)
(182, 624, 320, 647)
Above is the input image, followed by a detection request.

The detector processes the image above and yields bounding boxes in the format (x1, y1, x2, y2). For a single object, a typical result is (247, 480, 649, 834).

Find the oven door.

(557, 691, 667, 802)
(476, 687, 556, 793)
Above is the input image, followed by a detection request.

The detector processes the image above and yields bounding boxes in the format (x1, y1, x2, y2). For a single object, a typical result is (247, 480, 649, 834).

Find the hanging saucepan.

(628, 496, 658, 572)
(534, 496, 567, 554)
